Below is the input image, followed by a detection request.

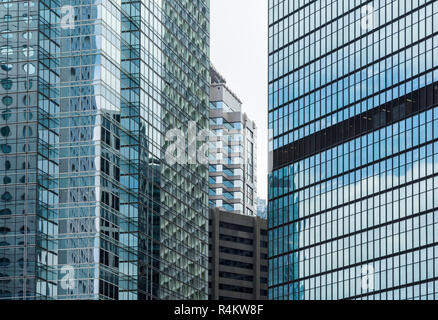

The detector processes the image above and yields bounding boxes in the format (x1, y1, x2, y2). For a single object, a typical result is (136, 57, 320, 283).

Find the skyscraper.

(209, 66, 257, 216)
(0, 0, 210, 300)
(0, 0, 59, 299)
(256, 197, 267, 220)
(268, 0, 438, 300)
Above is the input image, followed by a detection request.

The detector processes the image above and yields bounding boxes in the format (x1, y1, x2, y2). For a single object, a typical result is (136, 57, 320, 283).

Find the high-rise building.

(208, 208, 268, 300)
(209, 66, 257, 216)
(0, 0, 210, 300)
(268, 0, 438, 300)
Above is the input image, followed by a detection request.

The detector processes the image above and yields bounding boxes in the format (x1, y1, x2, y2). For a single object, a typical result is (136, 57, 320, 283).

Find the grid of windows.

(209, 209, 268, 300)
(0, 0, 59, 299)
(269, 0, 438, 151)
(269, 0, 438, 300)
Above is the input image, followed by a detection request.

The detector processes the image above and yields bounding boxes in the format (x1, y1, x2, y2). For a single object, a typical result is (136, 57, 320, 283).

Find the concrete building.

(209, 66, 257, 216)
(268, 0, 438, 300)
(208, 208, 268, 300)
(0, 0, 210, 300)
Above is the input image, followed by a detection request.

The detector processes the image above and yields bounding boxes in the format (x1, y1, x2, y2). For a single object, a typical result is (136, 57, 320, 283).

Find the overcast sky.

(210, 0, 268, 200)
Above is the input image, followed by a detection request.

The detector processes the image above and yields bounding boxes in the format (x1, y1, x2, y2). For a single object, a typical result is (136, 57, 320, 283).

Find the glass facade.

(0, 0, 59, 299)
(268, 0, 438, 299)
(0, 0, 209, 300)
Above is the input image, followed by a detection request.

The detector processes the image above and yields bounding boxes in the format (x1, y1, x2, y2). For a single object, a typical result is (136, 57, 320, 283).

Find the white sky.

(210, 0, 268, 199)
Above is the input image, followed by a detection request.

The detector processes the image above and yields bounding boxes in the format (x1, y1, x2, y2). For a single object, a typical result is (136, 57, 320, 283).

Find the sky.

(210, 0, 268, 200)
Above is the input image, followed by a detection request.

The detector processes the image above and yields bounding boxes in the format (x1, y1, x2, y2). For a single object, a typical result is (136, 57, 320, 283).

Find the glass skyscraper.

(0, 0, 210, 300)
(268, 0, 438, 299)
(209, 66, 257, 216)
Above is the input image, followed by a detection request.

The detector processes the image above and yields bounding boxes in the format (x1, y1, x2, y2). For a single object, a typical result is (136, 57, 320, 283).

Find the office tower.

(209, 66, 257, 216)
(268, 0, 438, 300)
(0, 0, 210, 300)
(257, 197, 267, 219)
(208, 208, 268, 300)
(0, 0, 59, 299)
